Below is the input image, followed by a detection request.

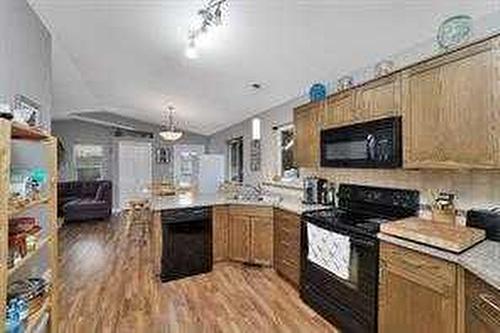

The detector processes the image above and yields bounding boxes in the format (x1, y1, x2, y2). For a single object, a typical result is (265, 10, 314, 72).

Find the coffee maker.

(303, 177, 328, 205)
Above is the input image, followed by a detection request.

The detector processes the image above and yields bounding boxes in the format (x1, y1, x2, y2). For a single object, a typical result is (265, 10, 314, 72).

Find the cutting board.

(381, 217, 486, 253)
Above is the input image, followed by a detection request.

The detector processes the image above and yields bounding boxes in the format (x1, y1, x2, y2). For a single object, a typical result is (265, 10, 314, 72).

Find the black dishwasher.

(161, 206, 213, 282)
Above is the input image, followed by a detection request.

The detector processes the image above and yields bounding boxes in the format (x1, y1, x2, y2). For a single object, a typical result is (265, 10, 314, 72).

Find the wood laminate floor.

(58, 214, 338, 333)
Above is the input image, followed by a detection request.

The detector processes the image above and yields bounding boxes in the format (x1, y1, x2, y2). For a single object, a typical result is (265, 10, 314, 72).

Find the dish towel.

(307, 223, 351, 280)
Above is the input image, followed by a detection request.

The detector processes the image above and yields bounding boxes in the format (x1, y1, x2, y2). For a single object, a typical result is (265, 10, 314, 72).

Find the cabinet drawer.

(229, 205, 273, 218)
(381, 242, 456, 295)
(276, 256, 300, 287)
(277, 240, 300, 263)
(466, 272, 500, 331)
(276, 211, 300, 235)
(277, 222, 299, 241)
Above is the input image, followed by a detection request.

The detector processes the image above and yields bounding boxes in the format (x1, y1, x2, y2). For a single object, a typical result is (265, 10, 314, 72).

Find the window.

(279, 125, 298, 179)
(227, 137, 243, 183)
(74, 144, 105, 181)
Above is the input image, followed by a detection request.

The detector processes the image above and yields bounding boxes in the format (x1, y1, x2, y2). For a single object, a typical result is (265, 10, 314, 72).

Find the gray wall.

(0, 0, 52, 129)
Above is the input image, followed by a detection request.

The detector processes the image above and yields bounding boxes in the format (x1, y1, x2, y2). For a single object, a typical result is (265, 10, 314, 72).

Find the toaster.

(466, 208, 500, 241)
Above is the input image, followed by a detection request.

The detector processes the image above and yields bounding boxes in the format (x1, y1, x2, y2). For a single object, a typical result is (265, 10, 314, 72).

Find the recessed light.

(249, 83, 263, 90)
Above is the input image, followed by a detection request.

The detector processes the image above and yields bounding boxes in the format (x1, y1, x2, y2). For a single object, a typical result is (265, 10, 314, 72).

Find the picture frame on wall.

(13, 94, 41, 126)
(157, 147, 172, 164)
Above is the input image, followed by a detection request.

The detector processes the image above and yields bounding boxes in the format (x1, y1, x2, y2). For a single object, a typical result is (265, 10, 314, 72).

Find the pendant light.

(159, 105, 183, 142)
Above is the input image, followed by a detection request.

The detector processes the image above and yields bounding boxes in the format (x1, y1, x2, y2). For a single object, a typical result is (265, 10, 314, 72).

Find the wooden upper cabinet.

(379, 242, 459, 333)
(294, 102, 320, 168)
(250, 216, 273, 266)
(213, 206, 229, 262)
(322, 90, 355, 128)
(228, 213, 251, 263)
(403, 38, 500, 169)
(355, 73, 402, 121)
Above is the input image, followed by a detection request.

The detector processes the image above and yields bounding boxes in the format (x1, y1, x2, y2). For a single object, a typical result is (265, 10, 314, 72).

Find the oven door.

(320, 116, 402, 168)
(300, 220, 378, 333)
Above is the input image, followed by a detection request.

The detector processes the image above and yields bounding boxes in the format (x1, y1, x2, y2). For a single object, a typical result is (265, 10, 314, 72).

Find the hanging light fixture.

(159, 105, 183, 141)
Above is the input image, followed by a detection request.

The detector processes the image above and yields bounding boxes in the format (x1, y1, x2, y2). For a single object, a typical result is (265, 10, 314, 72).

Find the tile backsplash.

(302, 168, 500, 211)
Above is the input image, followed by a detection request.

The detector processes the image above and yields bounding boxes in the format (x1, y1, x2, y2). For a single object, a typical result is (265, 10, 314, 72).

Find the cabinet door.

(322, 90, 355, 128)
(152, 212, 162, 277)
(379, 263, 457, 333)
(355, 73, 401, 121)
(250, 216, 273, 266)
(294, 102, 320, 168)
(228, 214, 251, 262)
(379, 243, 458, 333)
(213, 206, 229, 262)
(403, 40, 500, 169)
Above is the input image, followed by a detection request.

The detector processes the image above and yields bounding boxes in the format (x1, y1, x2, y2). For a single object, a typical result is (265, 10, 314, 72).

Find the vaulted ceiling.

(29, 0, 499, 135)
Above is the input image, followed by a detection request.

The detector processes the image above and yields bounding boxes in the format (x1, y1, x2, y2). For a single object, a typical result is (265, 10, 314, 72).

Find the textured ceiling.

(29, 0, 499, 135)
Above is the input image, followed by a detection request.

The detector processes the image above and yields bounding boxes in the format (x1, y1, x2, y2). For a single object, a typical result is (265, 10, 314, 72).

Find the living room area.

(53, 112, 211, 225)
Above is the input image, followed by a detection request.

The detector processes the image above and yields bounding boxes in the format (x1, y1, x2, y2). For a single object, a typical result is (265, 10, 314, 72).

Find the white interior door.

(118, 141, 152, 209)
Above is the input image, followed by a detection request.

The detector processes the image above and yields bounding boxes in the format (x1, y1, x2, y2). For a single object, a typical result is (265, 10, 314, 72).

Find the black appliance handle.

(350, 237, 376, 248)
(366, 133, 376, 161)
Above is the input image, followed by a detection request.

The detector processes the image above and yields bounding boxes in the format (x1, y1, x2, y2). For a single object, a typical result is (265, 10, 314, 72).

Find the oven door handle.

(350, 237, 376, 248)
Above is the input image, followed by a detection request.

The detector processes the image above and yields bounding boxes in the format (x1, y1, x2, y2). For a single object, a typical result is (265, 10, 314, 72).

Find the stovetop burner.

(302, 208, 393, 235)
(302, 184, 420, 236)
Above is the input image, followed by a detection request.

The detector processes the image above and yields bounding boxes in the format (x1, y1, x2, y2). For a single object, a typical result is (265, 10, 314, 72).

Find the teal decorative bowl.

(437, 15, 473, 50)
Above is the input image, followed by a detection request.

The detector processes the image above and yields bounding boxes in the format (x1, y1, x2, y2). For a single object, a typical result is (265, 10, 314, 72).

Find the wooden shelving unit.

(0, 119, 58, 332)
(8, 196, 50, 219)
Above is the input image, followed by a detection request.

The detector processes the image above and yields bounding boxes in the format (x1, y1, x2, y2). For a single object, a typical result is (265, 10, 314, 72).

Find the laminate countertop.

(379, 233, 500, 290)
(152, 192, 328, 215)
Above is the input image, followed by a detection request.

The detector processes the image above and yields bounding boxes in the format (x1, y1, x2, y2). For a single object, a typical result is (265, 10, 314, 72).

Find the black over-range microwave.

(320, 116, 402, 168)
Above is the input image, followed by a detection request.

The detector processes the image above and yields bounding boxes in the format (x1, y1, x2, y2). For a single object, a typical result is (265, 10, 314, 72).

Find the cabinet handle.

(400, 258, 424, 269)
(479, 293, 500, 313)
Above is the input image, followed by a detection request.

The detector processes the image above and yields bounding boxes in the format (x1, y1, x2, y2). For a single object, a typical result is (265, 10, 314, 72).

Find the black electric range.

(300, 184, 419, 333)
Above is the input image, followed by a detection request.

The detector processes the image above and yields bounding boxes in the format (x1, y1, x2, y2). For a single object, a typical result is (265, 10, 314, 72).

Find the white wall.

(0, 0, 52, 129)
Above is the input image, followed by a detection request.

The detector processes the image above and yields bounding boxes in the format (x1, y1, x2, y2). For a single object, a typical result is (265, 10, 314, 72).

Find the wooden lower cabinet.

(152, 211, 162, 277)
(466, 272, 500, 333)
(228, 213, 252, 262)
(213, 206, 229, 262)
(274, 209, 301, 288)
(216, 205, 274, 266)
(379, 242, 461, 333)
(250, 216, 273, 266)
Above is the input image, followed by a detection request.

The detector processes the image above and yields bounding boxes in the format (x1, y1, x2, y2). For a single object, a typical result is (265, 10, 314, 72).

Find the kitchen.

(2, 0, 500, 332)
(151, 19, 500, 333)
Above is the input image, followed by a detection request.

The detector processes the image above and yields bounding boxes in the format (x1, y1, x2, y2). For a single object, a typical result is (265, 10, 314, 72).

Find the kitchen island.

(152, 192, 327, 283)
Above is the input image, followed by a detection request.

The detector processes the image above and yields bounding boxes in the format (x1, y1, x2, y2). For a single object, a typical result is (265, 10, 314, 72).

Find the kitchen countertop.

(152, 192, 329, 215)
(378, 233, 500, 290)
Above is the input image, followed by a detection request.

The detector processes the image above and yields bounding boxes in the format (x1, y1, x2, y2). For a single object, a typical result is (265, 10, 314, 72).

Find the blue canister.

(309, 83, 327, 102)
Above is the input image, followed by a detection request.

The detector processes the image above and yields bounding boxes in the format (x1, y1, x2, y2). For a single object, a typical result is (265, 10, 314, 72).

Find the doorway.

(118, 141, 152, 210)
